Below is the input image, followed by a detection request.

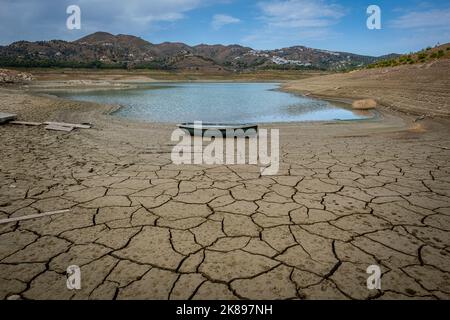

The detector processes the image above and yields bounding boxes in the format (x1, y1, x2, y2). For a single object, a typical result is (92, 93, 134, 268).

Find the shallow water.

(52, 82, 369, 123)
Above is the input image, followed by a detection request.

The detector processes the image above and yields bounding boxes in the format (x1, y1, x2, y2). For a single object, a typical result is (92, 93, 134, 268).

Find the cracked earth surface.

(1, 91, 450, 300)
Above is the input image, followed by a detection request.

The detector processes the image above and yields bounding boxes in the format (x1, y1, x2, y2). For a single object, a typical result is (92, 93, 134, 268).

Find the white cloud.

(240, 0, 344, 49)
(241, 27, 338, 50)
(0, 0, 207, 44)
(211, 14, 240, 30)
(258, 0, 345, 28)
(78, 0, 203, 25)
(391, 8, 450, 29)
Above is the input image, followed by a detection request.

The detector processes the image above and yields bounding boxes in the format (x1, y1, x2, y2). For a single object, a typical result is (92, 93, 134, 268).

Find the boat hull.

(177, 123, 258, 137)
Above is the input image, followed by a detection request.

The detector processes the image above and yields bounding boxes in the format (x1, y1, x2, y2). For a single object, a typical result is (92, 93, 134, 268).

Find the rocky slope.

(0, 69, 33, 84)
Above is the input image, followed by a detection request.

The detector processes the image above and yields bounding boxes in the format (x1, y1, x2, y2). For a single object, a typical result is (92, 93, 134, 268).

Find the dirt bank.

(283, 59, 450, 118)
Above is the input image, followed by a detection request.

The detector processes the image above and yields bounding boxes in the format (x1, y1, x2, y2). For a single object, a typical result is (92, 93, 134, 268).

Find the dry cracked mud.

(1, 89, 450, 300)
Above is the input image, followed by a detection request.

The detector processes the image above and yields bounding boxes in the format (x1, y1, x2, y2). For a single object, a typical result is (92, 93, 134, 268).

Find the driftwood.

(0, 209, 70, 225)
(45, 124, 74, 132)
(10, 121, 42, 126)
(44, 121, 91, 129)
(4, 118, 91, 132)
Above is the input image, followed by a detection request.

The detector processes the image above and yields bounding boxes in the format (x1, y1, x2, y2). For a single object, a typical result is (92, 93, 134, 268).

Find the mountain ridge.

(0, 31, 399, 71)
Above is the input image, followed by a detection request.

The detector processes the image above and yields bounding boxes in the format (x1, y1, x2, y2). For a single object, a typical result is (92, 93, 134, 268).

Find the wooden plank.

(45, 124, 74, 132)
(0, 112, 17, 124)
(44, 121, 91, 129)
(0, 209, 70, 225)
(10, 121, 42, 126)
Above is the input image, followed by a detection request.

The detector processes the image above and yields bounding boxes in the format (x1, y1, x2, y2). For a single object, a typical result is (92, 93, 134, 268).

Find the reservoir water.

(53, 82, 369, 123)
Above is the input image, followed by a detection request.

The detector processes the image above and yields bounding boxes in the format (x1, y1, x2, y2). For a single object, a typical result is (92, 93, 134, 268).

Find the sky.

(1, 0, 450, 56)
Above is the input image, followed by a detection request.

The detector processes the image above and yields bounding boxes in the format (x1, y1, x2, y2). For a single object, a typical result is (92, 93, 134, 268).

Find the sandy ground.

(283, 59, 450, 118)
(24, 68, 325, 82)
(0, 65, 450, 300)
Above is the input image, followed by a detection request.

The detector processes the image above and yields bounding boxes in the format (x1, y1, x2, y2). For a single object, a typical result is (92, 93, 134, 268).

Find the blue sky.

(1, 0, 450, 56)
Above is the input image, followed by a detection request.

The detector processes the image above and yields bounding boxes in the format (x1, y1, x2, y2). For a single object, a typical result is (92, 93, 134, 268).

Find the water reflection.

(50, 83, 369, 124)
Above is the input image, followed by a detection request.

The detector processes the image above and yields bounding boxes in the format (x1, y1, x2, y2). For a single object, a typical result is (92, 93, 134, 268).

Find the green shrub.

(417, 53, 427, 60)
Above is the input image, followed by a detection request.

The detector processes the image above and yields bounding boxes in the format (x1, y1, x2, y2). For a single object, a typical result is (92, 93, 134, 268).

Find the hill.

(0, 31, 397, 72)
(284, 58, 450, 117)
(368, 43, 450, 68)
